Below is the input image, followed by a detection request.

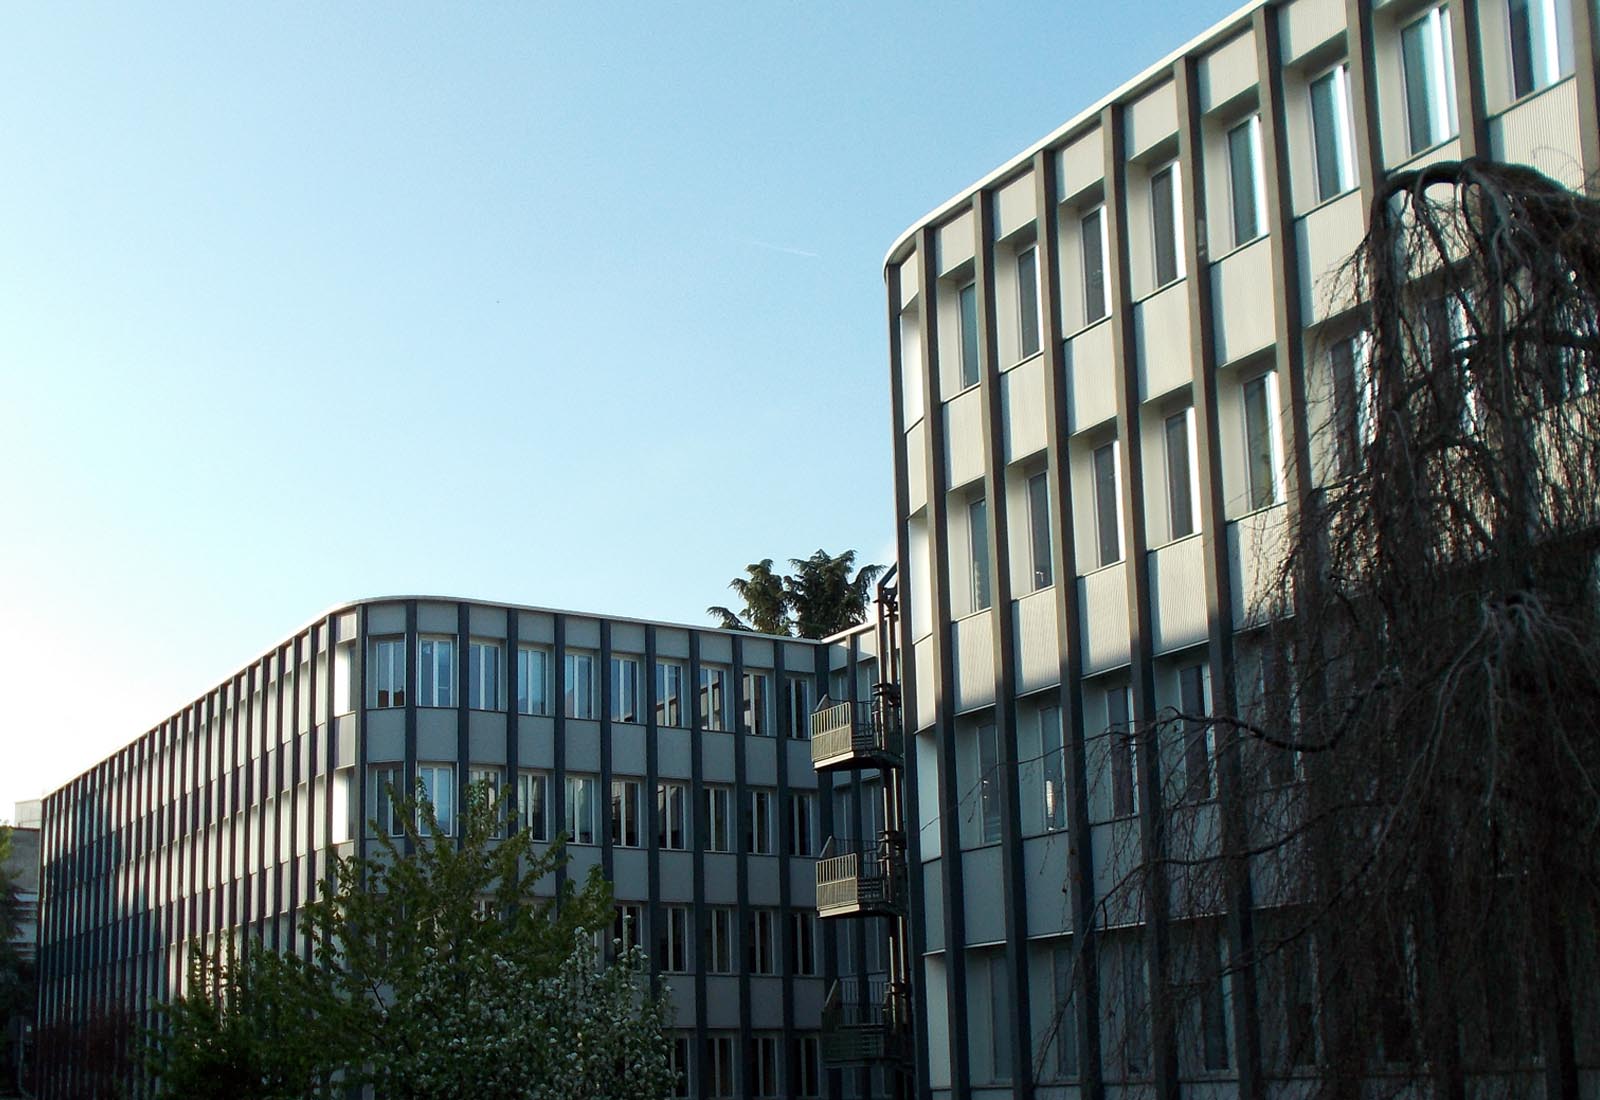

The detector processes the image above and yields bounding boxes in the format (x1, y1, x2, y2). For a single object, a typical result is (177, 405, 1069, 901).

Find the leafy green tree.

(784, 548, 883, 639)
(155, 782, 675, 1100)
(708, 549, 882, 638)
(154, 943, 331, 1100)
(707, 558, 791, 635)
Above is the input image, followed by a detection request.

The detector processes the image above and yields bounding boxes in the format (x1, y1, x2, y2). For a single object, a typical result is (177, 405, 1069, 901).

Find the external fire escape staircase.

(810, 567, 914, 1096)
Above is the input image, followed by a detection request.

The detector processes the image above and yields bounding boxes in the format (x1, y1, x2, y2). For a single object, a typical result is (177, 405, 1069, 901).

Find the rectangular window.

(704, 785, 733, 852)
(1180, 663, 1213, 801)
(751, 1034, 780, 1098)
(670, 1036, 693, 1100)
(991, 954, 1014, 1081)
(745, 909, 777, 974)
(1053, 941, 1081, 1079)
(1093, 441, 1123, 567)
(742, 671, 772, 735)
(1017, 247, 1041, 359)
(611, 779, 641, 848)
(969, 495, 992, 611)
(610, 656, 640, 723)
(746, 788, 775, 855)
(564, 652, 595, 719)
(1082, 207, 1108, 323)
(1165, 408, 1198, 540)
(978, 722, 1002, 844)
(658, 905, 691, 973)
(1151, 163, 1181, 287)
(790, 910, 818, 975)
(1198, 930, 1231, 1070)
(417, 763, 454, 837)
(468, 766, 502, 835)
(708, 1034, 736, 1099)
(1309, 63, 1356, 201)
(656, 661, 684, 727)
(1331, 335, 1374, 475)
(792, 1035, 821, 1099)
(1227, 114, 1266, 247)
(372, 638, 405, 708)
(1106, 937, 1150, 1077)
(1402, 5, 1459, 155)
(517, 770, 548, 841)
(516, 647, 549, 716)
(784, 675, 812, 739)
(706, 907, 735, 973)
(959, 281, 981, 389)
(613, 903, 643, 953)
(373, 765, 403, 837)
(1243, 371, 1283, 510)
(657, 781, 688, 849)
(787, 791, 816, 856)
(1108, 685, 1139, 818)
(1041, 706, 1067, 832)
(698, 666, 730, 731)
(565, 775, 597, 845)
(1509, 0, 1573, 98)
(1027, 471, 1053, 590)
(468, 641, 500, 710)
(417, 637, 455, 708)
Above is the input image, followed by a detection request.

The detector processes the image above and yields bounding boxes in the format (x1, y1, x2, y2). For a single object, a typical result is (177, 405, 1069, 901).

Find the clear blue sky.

(0, 1, 1244, 816)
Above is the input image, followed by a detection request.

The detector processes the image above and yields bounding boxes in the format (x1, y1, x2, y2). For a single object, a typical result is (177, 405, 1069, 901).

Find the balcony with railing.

(821, 976, 911, 1066)
(815, 835, 905, 919)
(809, 695, 903, 773)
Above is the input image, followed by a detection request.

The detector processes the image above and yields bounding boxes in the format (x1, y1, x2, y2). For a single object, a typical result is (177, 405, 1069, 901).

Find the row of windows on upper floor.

(934, 638, 1299, 850)
(949, 347, 1300, 615)
(369, 765, 823, 858)
(944, 277, 1588, 618)
(927, 0, 1581, 392)
(45, 659, 823, 842)
(369, 639, 820, 733)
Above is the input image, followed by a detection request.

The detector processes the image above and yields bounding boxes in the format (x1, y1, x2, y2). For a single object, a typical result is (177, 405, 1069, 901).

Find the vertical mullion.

(885, 256, 934, 1100)
(1033, 144, 1106, 1099)
(973, 186, 1035, 1100)
(1102, 99, 1180, 1100)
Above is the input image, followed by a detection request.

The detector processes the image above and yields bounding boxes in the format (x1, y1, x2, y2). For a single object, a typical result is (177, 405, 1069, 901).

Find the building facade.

(34, 597, 890, 1100)
(881, 0, 1598, 1097)
(4, 804, 40, 1093)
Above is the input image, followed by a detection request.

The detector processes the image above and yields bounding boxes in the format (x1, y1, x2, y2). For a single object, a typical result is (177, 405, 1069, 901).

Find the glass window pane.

(1166, 411, 1195, 539)
(1309, 68, 1350, 201)
(1228, 118, 1260, 245)
(959, 282, 980, 388)
(969, 497, 992, 611)
(1151, 166, 1178, 286)
(1093, 443, 1121, 567)
(1244, 374, 1279, 509)
(1028, 472, 1052, 590)
(1017, 248, 1040, 358)
(1082, 209, 1107, 323)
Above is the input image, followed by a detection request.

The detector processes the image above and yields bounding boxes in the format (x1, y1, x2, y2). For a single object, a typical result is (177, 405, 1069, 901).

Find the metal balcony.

(809, 696, 903, 773)
(820, 977, 911, 1066)
(815, 835, 905, 919)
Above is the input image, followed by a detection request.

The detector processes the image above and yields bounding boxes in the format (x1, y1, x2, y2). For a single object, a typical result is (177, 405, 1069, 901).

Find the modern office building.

(32, 0, 1600, 1098)
(4, 803, 40, 1093)
(879, 0, 1597, 1097)
(33, 597, 893, 1100)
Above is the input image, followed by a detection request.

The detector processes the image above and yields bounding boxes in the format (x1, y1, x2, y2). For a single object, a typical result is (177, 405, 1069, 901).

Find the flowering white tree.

(155, 783, 678, 1100)
(394, 933, 674, 1100)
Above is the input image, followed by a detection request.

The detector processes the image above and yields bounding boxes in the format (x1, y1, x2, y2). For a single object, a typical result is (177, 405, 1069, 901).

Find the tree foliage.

(1059, 161, 1600, 1098)
(707, 558, 791, 635)
(154, 783, 675, 1100)
(709, 548, 883, 638)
